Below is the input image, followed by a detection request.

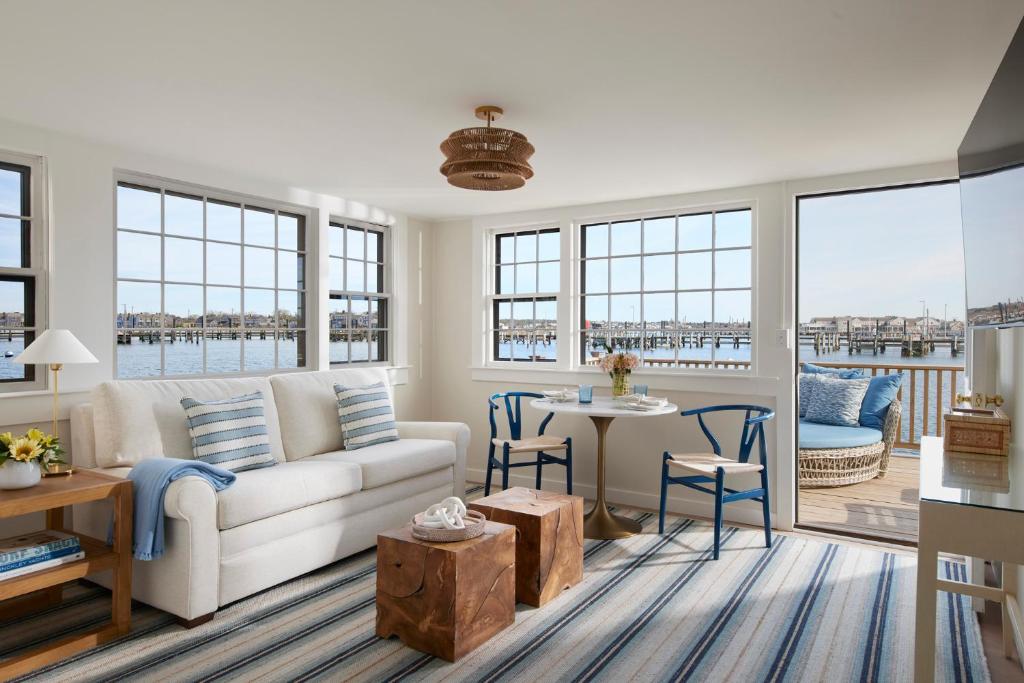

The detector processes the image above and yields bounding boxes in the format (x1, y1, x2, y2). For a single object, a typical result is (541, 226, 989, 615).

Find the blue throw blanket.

(113, 458, 236, 561)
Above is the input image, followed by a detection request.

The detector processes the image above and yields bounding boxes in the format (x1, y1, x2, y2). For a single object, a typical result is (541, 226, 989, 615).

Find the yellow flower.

(0, 432, 11, 447)
(26, 428, 46, 442)
(9, 438, 43, 463)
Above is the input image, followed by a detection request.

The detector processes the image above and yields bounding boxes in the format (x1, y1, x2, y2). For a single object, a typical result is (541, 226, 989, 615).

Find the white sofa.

(69, 367, 469, 624)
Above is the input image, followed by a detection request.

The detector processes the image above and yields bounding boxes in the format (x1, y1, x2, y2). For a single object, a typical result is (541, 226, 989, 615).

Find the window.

(115, 180, 307, 378)
(0, 153, 45, 391)
(328, 221, 389, 364)
(490, 227, 559, 362)
(579, 209, 752, 370)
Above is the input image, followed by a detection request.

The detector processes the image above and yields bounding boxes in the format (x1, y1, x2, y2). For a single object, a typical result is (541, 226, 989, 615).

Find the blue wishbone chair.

(487, 392, 573, 496)
(659, 404, 775, 560)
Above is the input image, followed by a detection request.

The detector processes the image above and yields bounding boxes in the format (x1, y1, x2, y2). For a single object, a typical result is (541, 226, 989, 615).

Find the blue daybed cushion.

(798, 421, 883, 449)
(859, 373, 903, 430)
(802, 362, 865, 379)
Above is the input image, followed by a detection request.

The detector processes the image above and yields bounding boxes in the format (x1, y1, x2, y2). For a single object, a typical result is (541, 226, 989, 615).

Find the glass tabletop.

(918, 436, 1024, 513)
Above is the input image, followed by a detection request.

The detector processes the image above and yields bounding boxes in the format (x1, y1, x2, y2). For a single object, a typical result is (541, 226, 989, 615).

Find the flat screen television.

(958, 18, 1024, 328)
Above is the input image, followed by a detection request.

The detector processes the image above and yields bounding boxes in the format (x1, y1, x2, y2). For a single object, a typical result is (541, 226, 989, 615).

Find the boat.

(3, 351, 13, 358)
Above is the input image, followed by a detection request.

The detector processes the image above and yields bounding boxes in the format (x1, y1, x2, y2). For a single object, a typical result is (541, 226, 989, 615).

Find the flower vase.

(0, 460, 41, 490)
(611, 371, 631, 397)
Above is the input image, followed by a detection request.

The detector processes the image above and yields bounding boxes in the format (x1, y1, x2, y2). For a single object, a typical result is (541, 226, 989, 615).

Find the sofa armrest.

(878, 398, 903, 475)
(396, 421, 471, 497)
(164, 476, 218, 520)
(69, 468, 221, 620)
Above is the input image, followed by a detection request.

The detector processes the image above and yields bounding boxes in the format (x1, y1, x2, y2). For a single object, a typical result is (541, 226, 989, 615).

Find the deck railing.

(803, 361, 964, 450)
(584, 356, 962, 450)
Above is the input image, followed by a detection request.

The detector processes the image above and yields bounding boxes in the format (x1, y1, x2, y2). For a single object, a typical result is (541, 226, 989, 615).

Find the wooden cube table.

(470, 487, 584, 607)
(375, 521, 515, 661)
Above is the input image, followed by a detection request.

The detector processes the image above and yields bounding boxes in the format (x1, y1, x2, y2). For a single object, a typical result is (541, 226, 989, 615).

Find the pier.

(800, 318, 962, 358)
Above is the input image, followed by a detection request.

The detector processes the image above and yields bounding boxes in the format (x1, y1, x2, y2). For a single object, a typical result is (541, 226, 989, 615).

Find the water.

(5, 331, 965, 445)
(0, 336, 26, 380)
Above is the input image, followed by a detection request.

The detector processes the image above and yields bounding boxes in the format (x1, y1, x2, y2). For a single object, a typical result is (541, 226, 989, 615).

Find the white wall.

(430, 183, 792, 529)
(0, 116, 435, 430)
(428, 160, 958, 530)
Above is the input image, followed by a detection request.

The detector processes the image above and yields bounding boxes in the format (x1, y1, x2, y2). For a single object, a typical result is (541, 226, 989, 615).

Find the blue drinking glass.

(632, 383, 648, 396)
(578, 384, 593, 403)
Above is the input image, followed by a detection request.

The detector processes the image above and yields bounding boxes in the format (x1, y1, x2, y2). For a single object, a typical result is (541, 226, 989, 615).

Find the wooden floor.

(797, 454, 919, 543)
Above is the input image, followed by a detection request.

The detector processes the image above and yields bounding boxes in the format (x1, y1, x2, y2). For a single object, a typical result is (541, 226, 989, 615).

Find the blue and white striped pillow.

(180, 392, 276, 472)
(334, 382, 399, 450)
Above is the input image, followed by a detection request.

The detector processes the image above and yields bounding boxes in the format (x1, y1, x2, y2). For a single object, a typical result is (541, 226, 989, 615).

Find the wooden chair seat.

(667, 452, 764, 476)
(491, 435, 569, 454)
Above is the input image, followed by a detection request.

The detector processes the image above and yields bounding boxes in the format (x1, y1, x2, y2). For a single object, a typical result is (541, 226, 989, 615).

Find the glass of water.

(578, 384, 593, 403)
(632, 383, 648, 396)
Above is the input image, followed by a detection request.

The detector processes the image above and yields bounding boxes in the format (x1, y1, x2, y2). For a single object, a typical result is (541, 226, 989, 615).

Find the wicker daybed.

(798, 398, 902, 488)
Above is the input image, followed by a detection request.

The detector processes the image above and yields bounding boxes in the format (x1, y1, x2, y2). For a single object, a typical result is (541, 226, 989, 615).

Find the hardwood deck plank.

(798, 456, 919, 543)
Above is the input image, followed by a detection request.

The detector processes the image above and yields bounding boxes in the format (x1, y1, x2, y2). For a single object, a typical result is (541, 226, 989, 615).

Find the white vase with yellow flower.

(0, 429, 65, 490)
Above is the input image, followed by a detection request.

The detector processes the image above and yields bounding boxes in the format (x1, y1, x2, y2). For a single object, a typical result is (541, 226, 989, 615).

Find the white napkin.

(542, 388, 576, 402)
(419, 497, 469, 529)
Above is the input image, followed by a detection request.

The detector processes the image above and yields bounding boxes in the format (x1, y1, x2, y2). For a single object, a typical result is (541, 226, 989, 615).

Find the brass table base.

(582, 415, 642, 540)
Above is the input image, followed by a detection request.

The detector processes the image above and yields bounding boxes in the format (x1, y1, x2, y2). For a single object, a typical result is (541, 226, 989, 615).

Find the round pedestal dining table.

(530, 396, 678, 540)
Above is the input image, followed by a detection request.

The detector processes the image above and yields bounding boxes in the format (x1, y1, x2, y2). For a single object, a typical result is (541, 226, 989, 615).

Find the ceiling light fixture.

(439, 106, 534, 191)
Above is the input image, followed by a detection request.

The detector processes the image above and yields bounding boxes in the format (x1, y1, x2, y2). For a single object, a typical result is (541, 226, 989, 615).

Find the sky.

(2, 179, 976, 328)
(798, 182, 966, 323)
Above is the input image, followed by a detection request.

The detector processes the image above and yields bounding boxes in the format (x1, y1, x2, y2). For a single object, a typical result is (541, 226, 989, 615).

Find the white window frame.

(486, 225, 561, 365)
(0, 150, 47, 393)
(576, 205, 755, 374)
(113, 172, 313, 380)
(327, 218, 392, 366)
(474, 199, 758, 380)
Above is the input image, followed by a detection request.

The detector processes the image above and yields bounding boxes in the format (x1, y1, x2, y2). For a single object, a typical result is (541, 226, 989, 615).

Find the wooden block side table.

(375, 521, 515, 661)
(0, 469, 133, 680)
(470, 487, 584, 607)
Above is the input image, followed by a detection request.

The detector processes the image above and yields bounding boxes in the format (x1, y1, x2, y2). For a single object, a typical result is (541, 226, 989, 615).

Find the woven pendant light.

(440, 106, 534, 191)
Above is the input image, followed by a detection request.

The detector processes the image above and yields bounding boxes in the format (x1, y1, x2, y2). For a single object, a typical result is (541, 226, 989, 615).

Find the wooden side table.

(0, 469, 132, 679)
(375, 521, 515, 661)
(470, 487, 584, 606)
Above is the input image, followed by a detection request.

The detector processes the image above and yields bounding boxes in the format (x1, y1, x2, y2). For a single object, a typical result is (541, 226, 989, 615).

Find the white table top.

(529, 396, 679, 418)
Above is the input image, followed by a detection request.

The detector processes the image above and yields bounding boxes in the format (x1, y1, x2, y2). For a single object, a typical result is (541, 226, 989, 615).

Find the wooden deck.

(797, 455, 919, 544)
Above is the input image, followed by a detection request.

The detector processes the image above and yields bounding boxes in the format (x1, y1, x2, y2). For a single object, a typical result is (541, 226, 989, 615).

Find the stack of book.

(0, 530, 84, 581)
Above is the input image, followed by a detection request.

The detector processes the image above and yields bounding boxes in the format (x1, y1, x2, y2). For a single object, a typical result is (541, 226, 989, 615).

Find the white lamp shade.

(14, 329, 98, 365)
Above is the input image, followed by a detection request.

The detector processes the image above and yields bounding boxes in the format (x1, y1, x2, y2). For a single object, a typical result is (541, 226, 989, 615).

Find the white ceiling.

(2, 1, 1022, 219)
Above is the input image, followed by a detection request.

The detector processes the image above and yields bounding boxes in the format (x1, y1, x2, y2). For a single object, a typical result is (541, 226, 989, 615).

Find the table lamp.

(14, 329, 98, 437)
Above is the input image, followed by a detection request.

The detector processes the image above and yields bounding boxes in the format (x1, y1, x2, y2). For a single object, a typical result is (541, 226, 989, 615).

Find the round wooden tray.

(411, 509, 487, 543)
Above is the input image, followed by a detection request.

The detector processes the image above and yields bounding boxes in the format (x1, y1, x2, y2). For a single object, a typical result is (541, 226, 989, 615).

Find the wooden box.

(470, 487, 584, 607)
(943, 407, 1011, 456)
(375, 521, 515, 661)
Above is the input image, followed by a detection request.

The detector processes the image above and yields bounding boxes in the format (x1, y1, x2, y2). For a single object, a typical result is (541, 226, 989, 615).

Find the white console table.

(915, 436, 1024, 681)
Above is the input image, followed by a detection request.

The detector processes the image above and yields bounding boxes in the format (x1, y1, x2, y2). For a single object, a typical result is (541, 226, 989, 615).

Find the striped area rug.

(2, 492, 988, 682)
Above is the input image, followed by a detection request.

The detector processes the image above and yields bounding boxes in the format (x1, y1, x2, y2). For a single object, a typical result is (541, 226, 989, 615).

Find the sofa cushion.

(798, 374, 820, 418)
(804, 375, 870, 427)
(798, 421, 883, 449)
(302, 438, 455, 490)
(859, 373, 903, 429)
(270, 368, 393, 461)
(91, 377, 286, 468)
(216, 460, 362, 530)
(181, 392, 276, 472)
(335, 381, 399, 450)
(801, 362, 866, 379)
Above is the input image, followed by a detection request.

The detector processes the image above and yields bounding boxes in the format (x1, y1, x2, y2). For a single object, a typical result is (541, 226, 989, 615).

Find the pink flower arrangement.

(597, 350, 640, 375)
